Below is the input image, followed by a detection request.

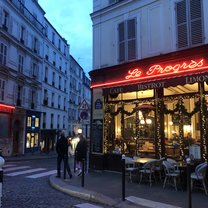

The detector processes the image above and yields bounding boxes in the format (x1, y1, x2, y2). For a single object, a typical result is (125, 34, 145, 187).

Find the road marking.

(3, 166, 30, 172)
(74, 203, 103, 208)
(26, 170, 57, 178)
(5, 168, 46, 176)
(3, 164, 17, 168)
(126, 196, 182, 208)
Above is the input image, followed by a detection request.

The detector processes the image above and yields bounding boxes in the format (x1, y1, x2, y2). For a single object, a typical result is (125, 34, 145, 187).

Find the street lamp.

(78, 128, 82, 135)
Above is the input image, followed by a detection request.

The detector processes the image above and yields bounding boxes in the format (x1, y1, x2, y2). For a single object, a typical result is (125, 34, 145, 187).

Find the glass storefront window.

(164, 83, 198, 96)
(164, 96, 200, 159)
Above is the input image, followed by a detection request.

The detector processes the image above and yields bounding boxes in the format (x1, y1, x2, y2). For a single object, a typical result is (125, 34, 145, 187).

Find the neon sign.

(0, 104, 15, 110)
(91, 58, 208, 88)
(125, 59, 205, 80)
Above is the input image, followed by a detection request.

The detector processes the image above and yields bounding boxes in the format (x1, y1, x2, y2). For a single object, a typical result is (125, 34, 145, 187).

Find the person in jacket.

(75, 134, 88, 176)
(56, 130, 72, 179)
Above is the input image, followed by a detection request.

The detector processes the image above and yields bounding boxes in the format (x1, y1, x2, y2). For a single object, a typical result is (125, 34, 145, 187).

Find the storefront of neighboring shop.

(89, 45, 208, 171)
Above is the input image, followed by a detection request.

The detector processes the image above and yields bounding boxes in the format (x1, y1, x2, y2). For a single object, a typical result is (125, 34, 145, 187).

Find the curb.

(49, 175, 140, 208)
(49, 175, 118, 207)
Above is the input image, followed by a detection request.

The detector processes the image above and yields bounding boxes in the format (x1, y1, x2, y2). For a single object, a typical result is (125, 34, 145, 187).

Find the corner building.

(90, 0, 208, 171)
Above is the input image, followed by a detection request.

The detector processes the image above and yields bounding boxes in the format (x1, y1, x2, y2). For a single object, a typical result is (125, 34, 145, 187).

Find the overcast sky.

(38, 0, 93, 76)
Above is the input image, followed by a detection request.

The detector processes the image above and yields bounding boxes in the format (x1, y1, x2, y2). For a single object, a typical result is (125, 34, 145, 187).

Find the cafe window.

(164, 96, 200, 160)
(164, 83, 198, 96)
(35, 117, 39, 127)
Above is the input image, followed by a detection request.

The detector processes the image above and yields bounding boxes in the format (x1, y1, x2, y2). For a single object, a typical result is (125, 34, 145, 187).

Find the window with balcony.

(18, 54, 24, 73)
(0, 79, 5, 101)
(0, 43, 7, 65)
(118, 18, 136, 62)
(176, 0, 203, 48)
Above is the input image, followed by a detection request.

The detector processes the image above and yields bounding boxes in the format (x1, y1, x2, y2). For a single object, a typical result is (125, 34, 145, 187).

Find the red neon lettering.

(146, 59, 204, 76)
(125, 68, 142, 79)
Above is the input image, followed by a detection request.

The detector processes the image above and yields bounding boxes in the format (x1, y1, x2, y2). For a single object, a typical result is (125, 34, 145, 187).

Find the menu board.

(92, 119, 103, 153)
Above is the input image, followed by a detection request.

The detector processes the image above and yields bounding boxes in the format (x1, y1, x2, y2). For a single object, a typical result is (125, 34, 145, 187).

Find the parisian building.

(90, 0, 208, 171)
(0, 0, 91, 156)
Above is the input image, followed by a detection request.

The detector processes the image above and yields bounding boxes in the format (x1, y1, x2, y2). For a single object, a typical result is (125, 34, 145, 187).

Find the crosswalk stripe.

(5, 168, 46, 176)
(3, 166, 30, 173)
(126, 196, 182, 208)
(74, 203, 103, 208)
(3, 164, 17, 168)
(26, 170, 57, 179)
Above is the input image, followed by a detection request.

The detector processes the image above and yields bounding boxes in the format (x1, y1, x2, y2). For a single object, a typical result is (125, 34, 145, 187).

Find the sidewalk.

(49, 159, 208, 208)
(4, 153, 208, 208)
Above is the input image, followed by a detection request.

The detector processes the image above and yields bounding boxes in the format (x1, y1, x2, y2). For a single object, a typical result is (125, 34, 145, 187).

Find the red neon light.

(0, 104, 15, 110)
(91, 59, 207, 88)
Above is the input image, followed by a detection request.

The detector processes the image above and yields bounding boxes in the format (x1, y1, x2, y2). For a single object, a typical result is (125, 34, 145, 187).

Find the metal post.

(122, 154, 125, 201)
(81, 159, 85, 187)
(0, 156, 5, 208)
(186, 158, 192, 208)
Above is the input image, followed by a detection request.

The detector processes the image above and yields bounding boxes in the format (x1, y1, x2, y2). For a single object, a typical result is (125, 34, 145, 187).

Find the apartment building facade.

(69, 55, 91, 139)
(90, 0, 208, 170)
(0, 0, 90, 156)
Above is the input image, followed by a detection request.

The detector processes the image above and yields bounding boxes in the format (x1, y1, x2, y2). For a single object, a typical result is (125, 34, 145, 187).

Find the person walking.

(75, 134, 88, 176)
(56, 130, 72, 179)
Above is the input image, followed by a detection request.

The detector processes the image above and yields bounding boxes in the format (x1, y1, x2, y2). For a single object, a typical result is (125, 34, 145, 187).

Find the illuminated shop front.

(89, 45, 208, 171)
(25, 111, 41, 153)
(0, 104, 15, 156)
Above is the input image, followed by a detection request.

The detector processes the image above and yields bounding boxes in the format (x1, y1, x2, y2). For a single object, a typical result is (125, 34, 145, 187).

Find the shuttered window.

(118, 18, 136, 63)
(176, 0, 203, 49)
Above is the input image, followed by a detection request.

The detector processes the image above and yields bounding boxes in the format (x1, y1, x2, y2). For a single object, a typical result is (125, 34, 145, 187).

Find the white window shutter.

(118, 22, 125, 62)
(127, 19, 136, 60)
(190, 0, 203, 45)
(176, 0, 188, 48)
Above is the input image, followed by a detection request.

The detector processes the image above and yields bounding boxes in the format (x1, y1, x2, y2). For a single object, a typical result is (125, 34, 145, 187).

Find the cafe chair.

(163, 160, 180, 191)
(191, 162, 208, 195)
(167, 158, 180, 173)
(139, 160, 157, 186)
(125, 156, 137, 183)
(154, 157, 165, 182)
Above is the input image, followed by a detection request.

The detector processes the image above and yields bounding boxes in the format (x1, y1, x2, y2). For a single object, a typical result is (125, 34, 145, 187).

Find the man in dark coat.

(75, 134, 87, 175)
(56, 130, 72, 179)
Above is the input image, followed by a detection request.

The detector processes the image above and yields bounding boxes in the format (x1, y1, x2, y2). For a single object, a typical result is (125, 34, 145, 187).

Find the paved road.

(2, 158, 110, 208)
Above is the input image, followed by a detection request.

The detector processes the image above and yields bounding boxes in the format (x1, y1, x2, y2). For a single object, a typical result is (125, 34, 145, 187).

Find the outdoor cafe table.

(133, 157, 155, 165)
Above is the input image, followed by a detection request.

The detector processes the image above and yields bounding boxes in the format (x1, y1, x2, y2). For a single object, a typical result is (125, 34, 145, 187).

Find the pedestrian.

(56, 130, 72, 179)
(75, 134, 88, 176)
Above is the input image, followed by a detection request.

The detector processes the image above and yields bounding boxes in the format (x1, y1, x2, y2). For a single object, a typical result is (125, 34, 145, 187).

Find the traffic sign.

(79, 99, 89, 110)
(80, 110, 88, 120)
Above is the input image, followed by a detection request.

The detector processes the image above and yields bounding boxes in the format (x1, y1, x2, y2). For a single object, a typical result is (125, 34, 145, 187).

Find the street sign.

(79, 99, 89, 110)
(80, 110, 88, 120)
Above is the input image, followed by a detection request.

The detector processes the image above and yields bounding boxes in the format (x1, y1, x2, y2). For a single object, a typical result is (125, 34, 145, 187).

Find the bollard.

(186, 157, 192, 208)
(121, 154, 125, 201)
(81, 159, 85, 187)
(0, 156, 5, 208)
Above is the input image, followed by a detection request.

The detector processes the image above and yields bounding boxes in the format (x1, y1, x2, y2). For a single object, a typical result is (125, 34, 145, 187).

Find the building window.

(2, 10, 9, 30)
(0, 43, 7, 65)
(57, 114, 60, 128)
(32, 63, 38, 77)
(58, 95, 61, 108)
(20, 25, 25, 43)
(59, 76, 61, 89)
(52, 72, 55, 86)
(59, 57, 62, 70)
(35, 117, 39, 127)
(45, 24, 48, 37)
(176, 0, 203, 48)
(45, 45, 49, 59)
(18, 54, 24, 73)
(58, 39, 61, 50)
(0, 79, 5, 101)
(52, 32, 55, 44)
(51, 92, 54, 107)
(53, 51, 56, 66)
(118, 18, 136, 62)
(51, 113, 54, 128)
(44, 67, 48, 82)
(27, 117, 32, 127)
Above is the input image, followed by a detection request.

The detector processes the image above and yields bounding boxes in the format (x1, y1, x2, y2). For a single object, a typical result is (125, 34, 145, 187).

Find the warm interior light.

(146, 119, 152, 124)
(77, 128, 82, 134)
(140, 119, 145, 124)
(169, 121, 173, 126)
